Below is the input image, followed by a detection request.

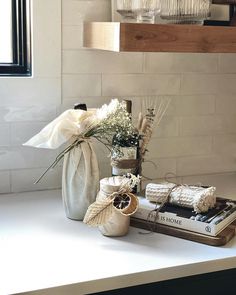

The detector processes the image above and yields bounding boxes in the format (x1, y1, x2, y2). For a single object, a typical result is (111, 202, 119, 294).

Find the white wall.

(1, 0, 236, 193)
(0, 0, 62, 193)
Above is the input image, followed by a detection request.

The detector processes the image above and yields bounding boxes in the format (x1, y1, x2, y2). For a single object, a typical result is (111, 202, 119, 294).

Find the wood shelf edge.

(83, 22, 121, 52)
(83, 22, 236, 53)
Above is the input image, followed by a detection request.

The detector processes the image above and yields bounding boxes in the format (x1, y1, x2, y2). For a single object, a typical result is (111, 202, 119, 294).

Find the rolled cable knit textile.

(145, 182, 216, 213)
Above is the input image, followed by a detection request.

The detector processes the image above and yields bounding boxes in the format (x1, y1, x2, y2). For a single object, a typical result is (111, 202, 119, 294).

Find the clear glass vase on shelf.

(116, 0, 136, 22)
(160, 0, 212, 25)
(133, 0, 161, 23)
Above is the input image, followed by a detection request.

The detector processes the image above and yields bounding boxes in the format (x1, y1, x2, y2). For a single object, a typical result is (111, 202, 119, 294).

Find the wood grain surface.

(120, 23, 236, 52)
(83, 22, 236, 53)
(212, 0, 236, 4)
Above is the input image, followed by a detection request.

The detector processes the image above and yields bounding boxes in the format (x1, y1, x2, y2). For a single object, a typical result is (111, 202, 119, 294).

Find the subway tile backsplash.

(0, 124, 10, 147)
(0, 171, 10, 193)
(177, 155, 236, 176)
(63, 51, 143, 74)
(0, 78, 61, 107)
(63, 74, 102, 97)
(0, 147, 59, 171)
(102, 74, 181, 96)
(1, 0, 236, 193)
(62, 0, 111, 25)
(147, 136, 212, 159)
(144, 53, 218, 74)
(11, 167, 62, 193)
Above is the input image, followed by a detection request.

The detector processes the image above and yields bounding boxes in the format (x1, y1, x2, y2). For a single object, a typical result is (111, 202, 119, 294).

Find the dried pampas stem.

(137, 112, 144, 132)
(140, 117, 149, 134)
(138, 96, 171, 158)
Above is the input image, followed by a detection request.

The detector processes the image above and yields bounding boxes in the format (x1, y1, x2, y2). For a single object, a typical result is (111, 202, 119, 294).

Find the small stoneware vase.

(62, 141, 99, 220)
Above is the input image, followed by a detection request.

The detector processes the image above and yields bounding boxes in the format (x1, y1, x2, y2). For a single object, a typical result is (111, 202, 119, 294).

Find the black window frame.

(0, 0, 31, 76)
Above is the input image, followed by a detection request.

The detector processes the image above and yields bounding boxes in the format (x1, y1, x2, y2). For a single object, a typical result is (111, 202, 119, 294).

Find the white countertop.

(1, 173, 236, 295)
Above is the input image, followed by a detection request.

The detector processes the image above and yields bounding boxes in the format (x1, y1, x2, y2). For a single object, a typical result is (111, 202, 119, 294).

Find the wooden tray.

(130, 218, 236, 246)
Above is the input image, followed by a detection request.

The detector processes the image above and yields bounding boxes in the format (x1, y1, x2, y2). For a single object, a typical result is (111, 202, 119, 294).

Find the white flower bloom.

(96, 98, 120, 121)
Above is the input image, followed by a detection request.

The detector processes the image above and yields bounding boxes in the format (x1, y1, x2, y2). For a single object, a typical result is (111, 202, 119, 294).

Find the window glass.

(0, 0, 13, 63)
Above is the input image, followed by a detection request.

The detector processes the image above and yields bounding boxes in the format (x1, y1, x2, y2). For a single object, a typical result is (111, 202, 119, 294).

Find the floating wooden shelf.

(83, 22, 236, 53)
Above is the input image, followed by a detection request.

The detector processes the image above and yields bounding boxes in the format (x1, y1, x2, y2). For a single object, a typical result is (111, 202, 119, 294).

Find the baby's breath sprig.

(125, 173, 141, 191)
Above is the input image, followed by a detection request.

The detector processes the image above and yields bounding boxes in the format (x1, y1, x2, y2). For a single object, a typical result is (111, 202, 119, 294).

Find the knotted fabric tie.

(139, 184, 180, 234)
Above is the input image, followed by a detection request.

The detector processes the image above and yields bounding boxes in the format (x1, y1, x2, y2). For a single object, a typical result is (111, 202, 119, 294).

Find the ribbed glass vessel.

(133, 0, 161, 23)
(116, 0, 136, 22)
(160, 0, 211, 25)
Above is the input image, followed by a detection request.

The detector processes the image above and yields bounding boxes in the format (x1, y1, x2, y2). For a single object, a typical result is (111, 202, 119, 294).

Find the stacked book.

(131, 184, 236, 246)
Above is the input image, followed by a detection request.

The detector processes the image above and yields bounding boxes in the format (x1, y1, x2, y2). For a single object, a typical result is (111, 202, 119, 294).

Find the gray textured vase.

(62, 141, 99, 220)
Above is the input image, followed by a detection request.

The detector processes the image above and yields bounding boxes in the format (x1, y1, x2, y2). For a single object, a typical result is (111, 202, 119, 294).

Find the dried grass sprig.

(138, 96, 171, 158)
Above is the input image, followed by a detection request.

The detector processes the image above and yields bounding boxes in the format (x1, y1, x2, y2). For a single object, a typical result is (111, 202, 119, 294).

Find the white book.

(133, 196, 236, 236)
